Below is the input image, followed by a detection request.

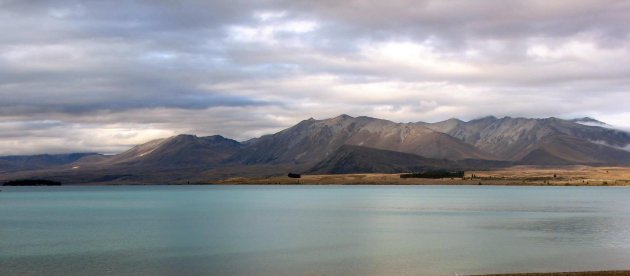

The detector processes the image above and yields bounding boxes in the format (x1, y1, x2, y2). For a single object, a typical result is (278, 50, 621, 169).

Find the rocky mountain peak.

(571, 117, 606, 125)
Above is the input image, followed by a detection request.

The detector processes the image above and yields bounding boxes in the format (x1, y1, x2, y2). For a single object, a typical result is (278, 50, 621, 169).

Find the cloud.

(1, 0, 630, 154)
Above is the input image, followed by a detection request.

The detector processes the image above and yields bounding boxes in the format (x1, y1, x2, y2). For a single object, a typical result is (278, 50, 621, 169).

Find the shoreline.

(216, 166, 630, 186)
(477, 271, 630, 276)
(216, 178, 630, 186)
(3, 166, 630, 186)
(216, 177, 630, 187)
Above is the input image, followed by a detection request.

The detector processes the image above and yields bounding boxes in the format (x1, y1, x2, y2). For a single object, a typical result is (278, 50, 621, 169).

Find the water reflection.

(485, 215, 630, 247)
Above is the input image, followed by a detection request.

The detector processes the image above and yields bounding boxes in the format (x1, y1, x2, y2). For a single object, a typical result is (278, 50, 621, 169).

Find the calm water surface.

(1, 185, 630, 275)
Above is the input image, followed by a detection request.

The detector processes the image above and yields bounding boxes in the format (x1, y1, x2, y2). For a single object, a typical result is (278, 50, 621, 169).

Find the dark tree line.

(3, 179, 62, 186)
(400, 171, 465, 179)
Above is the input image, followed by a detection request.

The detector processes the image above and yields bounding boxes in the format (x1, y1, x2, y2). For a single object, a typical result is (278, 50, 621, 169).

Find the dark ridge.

(519, 148, 574, 165)
(307, 145, 510, 174)
(307, 145, 446, 174)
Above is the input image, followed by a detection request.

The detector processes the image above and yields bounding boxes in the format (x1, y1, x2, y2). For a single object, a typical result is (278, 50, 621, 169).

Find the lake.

(1, 185, 629, 275)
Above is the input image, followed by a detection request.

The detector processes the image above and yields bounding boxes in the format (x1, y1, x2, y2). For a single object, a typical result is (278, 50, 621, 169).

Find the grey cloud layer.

(1, 0, 630, 154)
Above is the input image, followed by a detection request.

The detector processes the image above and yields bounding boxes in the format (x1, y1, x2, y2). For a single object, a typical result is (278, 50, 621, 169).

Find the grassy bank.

(216, 166, 630, 186)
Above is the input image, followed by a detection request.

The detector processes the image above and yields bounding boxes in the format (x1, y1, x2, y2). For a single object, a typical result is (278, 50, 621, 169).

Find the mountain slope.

(308, 145, 511, 174)
(231, 114, 494, 165)
(422, 116, 630, 163)
(307, 145, 451, 174)
(343, 120, 493, 160)
(87, 134, 242, 168)
(520, 135, 630, 165)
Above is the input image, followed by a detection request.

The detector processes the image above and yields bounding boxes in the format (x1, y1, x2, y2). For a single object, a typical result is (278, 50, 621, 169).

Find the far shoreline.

(3, 166, 630, 186)
(216, 166, 630, 186)
(476, 271, 630, 276)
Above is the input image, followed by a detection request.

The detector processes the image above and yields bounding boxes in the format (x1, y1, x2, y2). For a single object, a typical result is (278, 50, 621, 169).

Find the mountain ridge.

(1, 115, 630, 184)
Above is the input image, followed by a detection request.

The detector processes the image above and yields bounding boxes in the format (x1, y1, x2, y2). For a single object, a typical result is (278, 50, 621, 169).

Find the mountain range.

(2, 115, 630, 184)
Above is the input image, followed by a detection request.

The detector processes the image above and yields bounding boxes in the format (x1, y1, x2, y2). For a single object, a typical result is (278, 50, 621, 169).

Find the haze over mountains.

(2, 115, 630, 184)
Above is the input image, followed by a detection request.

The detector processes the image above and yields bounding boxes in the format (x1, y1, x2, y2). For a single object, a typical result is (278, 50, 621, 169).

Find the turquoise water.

(1, 185, 630, 275)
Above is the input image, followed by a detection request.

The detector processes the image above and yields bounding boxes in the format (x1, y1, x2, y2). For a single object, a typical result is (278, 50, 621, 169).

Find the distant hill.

(1, 115, 630, 184)
(0, 153, 101, 173)
(85, 134, 242, 169)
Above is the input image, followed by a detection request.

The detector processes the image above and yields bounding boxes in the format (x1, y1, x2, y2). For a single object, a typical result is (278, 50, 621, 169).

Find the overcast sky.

(2, 0, 630, 155)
